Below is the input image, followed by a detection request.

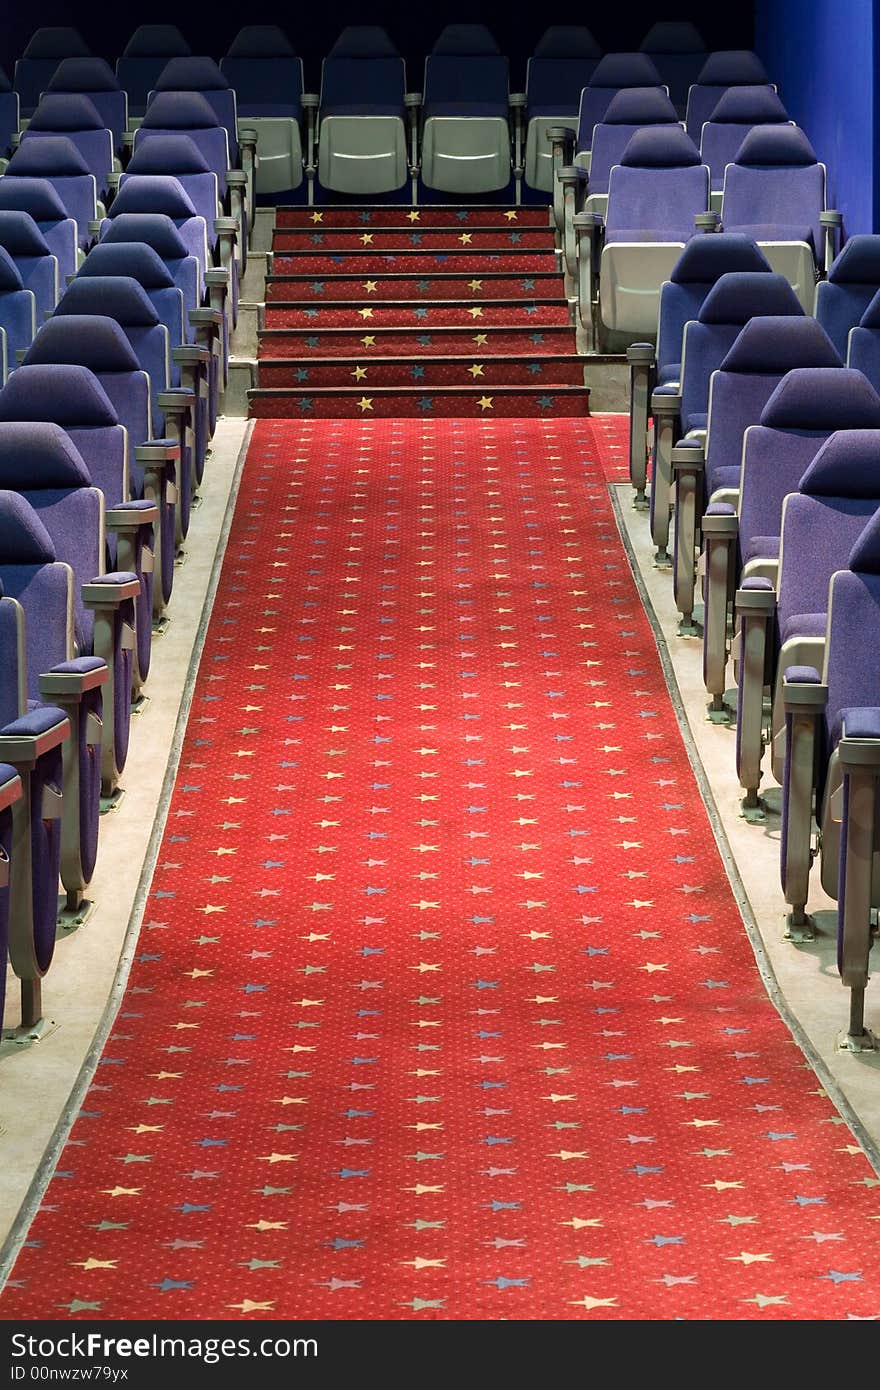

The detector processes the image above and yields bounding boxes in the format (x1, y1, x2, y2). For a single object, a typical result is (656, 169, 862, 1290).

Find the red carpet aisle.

(2, 416, 879, 1322)
(252, 206, 589, 419)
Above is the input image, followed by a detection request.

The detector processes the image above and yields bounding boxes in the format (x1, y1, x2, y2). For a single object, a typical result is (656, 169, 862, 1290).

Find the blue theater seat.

(14, 28, 90, 119)
(47, 58, 128, 153)
(699, 85, 790, 195)
(0, 68, 20, 161)
(719, 124, 839, 298)
(116, 26, 191, 121)
(524, 26, 601, 193)
(702, 367, 880, 714)
(151, 56, 239, 167)
(5, 136, 98, 250)
(685, 50, 772, 143)
(421, 24, 514, 196)
(574, 52, 665, 156)
(675, 314, 841, 635)
(0, 419, 139, 799)
(316, 27, 409, 197)
(0, 490, 106, 924)
(817, 237, 880, 360)
(0, 180, 77, 293)
(640, 21, 706, 112)
(0, 247, 36, 383)
(0, 211, 59, 321)
(23, 94, 115, 199)
(221, 27, 306, 196)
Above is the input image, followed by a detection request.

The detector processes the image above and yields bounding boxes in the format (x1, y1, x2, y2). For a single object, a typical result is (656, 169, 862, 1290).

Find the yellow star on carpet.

(360, 335, 377, 347)
(360, 233, 374, 244)
(468, 363, 485, 378)
(406, 210, 421, 222)
(358, 307, 374, 319)
(467, 279, 483, 291)
(570, 1296, 617, 1310)
(101, 1187, 142, 1198)
(259, 1152, 299, 1164)
(73, 1258, 118, 1271)
(467, 306, 484, 318)
(310, 211, 323, 223)
(357, 396, 374, 412)
(363, 280, 378, 293)
(351, 366, 368, 381)
(473, 333, 488, 345)
(458, 232, 473, 244)
(477, 396, 494, 411)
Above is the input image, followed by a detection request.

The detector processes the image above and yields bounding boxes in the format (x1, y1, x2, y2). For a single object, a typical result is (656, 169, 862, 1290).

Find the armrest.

(301, 93, 319, 110)
(702, 501, 738, 536)
(204, 268, 228, 289)
(404, 92, 422, 107)
(509, 92, 527, 108)
(736, 574, 776, 614)
(820, 209, 843, 228)
(839, 714, 880, 767)
(189, 307, 223, 329)
(215, 216, 239, 236)
(782, 665, 827, 713)
(227, 169, 248, 189)
(39, 655, 108, 700)
(88, 218, 103, 237)
(695, 211, 721, 232)
(106, 499, 158, 531)
(627, 343, 655, 368)
(82, 572, 141, 608)
(650, 386, 682, 416)
(548, 126, 576, 141)
(0, 763, 21, 814)
(0, 707, 70, 767)
(135, 440, 180, 467)
(172, 345, 211, 368)
(671, 441, 705, 473)
(239, 127, 257, 151)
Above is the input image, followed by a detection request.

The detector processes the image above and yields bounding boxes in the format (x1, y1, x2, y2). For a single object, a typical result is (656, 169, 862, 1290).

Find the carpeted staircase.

(250, 205, 589, 419)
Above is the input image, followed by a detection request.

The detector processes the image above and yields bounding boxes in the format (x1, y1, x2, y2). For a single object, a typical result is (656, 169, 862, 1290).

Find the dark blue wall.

(755, 0, 877, 234)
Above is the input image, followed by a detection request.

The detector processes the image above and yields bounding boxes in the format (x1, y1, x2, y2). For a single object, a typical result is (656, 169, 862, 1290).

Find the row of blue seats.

(0, 26, 772, 200)
(559, 121, 838, 352)
(0, 128, 244, 1038)
(625, 233, 880, 1046)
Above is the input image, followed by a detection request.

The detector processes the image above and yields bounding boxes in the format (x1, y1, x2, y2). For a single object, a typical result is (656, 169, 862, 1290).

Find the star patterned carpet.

(253, 206, 586, 419)
(1, 414, 878, 1321)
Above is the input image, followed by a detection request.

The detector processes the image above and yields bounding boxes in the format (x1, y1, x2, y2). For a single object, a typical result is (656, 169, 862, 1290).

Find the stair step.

(259, 325, 576, 357)
(267, 273, 564, 305)
(258, 354, 585, 388)
(264, 301, 572, 330)
(270, 253, 558, 275)
(276, 206, 552, 229)
(249, 383, 590, 419)
(273, 229, 555, 252)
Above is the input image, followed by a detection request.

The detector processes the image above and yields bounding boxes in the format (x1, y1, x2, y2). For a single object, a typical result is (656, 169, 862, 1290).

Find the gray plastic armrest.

(227, 169, 247, 188)
(205, 268, 229, 288)
(39, 665, 107, 699)
(82, 576, 141, 608)
(301, 93, 319, 109)
(157, 390, 194, 416)
(88, 218, 103, 236)
(106, 503, 159, 531)
(671, 443, 705, 472)
(695, 211, 721, 231)
(509, 92, 527, 107)
(548, 126, 576, 141)
(173, 345, 211, 367)
(215, 216, 239, 234)
(782, 667, 828, 714)
(820, 209, 843, 227)
(404, 92, 422, 107)
(135, 442, 179, 466)
(702, 504, 738, 537)
(651, 389, 682, 415)
(627, 343, 655, 367)
(190, 307, 224, 328)
(737, 576, 776, 614)
(0, 718, 69, 768)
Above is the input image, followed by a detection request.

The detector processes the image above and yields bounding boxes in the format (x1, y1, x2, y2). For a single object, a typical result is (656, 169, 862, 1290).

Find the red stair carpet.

(252, 206, 588, 419)
(1, 415, 878, 1322)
